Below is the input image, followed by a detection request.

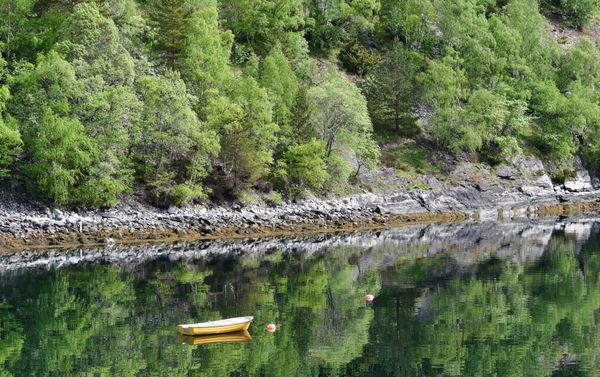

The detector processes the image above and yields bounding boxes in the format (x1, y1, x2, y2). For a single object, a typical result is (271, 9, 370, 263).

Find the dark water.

(2, 219, 600, 376)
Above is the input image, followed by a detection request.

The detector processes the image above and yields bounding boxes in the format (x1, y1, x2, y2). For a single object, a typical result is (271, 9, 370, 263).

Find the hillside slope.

(0, 0, 597, 209)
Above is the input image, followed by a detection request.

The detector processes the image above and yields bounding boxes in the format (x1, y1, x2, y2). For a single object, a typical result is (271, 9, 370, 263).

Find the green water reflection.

(1, 225, 600, 376)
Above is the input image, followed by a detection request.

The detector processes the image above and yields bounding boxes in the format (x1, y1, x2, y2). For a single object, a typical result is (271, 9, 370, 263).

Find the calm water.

(1, 219, 600, 376)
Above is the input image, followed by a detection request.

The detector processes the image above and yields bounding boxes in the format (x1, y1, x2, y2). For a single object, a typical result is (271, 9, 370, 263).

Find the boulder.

(531, 174, 553, 189)
(564, 170, 593, 192)
(520, 185, 553, 197)
(511, 157, 545, 176)
(520, 174, 555, 196)
(496, 165, 516, 180)
(52, 209, 64, 219)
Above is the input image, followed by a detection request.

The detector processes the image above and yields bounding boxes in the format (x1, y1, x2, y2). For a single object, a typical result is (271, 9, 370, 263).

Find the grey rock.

(426, 176, 444, 191)
(496, 165, 516, 180)
(52, 209, 63, 219)
(100, 212, 119, 219)
(564, 170, 593, 192)
(512, 157, 545, 176)
(532, 174, 553, 189)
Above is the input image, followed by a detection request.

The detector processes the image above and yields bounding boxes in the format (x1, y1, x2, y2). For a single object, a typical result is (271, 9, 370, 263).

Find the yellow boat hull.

(179, 331, 252, 345)
(177, 316, 253, 335)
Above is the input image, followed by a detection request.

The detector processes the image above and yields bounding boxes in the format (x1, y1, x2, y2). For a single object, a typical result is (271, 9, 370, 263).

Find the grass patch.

(382, 141, 442, 177)
(263, 191, 283, 206)
(238, 191, 262, 205)
(407, 181, 431, 191)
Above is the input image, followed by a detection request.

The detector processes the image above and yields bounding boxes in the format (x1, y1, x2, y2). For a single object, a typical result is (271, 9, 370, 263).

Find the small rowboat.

(177, 316, 254, 335)
(179, 331, 252, 345)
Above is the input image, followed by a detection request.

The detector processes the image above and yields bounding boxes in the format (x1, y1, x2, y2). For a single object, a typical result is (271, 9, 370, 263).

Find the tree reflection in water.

(1, 222, 600, 376)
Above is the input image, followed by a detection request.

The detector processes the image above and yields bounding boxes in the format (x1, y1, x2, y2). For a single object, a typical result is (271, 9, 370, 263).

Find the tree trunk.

(326, 133, 335, 157)
(395, 95, 401, 132)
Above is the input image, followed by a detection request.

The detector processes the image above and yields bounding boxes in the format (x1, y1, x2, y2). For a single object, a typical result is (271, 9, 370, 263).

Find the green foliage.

(58, 2, 139, 206)
(308, 72, 373, 157)
(206, 76, 278, 191)
(58, 2, 135, 87)
(282, 139, 329, 190)
(263, 190, 283, 205)
(260, 45, 298, 136)
(0, 0, 34, 59)
(542, 0, 599, 28)
(135, 73, 218, 205)
(219, 0, 304, 55)
(0, 72, 21, 179)
(179, 0, 233, 112)
(308, 71, 379, 187)
(325, 153, 355, 194)
(146, 0, 193, 70)
(338, 41, 380, 76)
(365, 44, 422, 132)
(0, 115, 21, 179)
(0, 0, 597, 205)
(21, 109, 96, 206)
(400, 0, 599, 175)
(9, 51, 100, 205)
(377, 0, 437, 50)
(304, 0, 380, 52)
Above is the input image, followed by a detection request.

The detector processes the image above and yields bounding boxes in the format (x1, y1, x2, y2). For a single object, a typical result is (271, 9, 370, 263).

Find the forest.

(0, 0, 598, 208)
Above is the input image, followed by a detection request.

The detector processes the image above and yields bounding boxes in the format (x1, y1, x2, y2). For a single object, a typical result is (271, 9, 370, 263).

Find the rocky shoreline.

(1, 157, 600, 251)
(1, 216, 597, 274)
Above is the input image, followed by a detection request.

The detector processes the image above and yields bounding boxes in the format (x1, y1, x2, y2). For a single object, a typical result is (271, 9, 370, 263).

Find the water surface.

(1, 219, 600, 376)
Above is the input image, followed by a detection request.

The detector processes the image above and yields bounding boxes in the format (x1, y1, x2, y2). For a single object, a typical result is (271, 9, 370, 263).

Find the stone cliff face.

(0, 157, 599, 251)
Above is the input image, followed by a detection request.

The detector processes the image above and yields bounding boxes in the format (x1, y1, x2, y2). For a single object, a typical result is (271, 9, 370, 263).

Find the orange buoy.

(266, 323, 276, 332)
(364, 294, 375, 302)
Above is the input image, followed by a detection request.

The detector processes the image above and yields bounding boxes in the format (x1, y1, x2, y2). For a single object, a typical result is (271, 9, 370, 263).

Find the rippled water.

(1, 218, 600, 376)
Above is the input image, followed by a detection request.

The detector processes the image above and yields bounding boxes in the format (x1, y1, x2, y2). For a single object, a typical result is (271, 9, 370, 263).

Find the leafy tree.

(304, 0, 380, 52)
(58, 2, 135, 87)
(179, 0, 233, 113)
(434, 0, 500, 88)
(21, 109, 96, 206)
(207, 76, 278, 191)
(343, 128, 381, 177)
(377, 0, 436, 50)
(218, 0, 304, 54)
(308, 72, 373, 158)
(0, 0, 34, 60)
(503, 0, 560, 79)
(0, 115, 21, 179)
(134, 73, 218, 205)
(308, 71, 378, 187)
(146, 0, 193, 70)
(338, 41, 380, 76)
(260, 45, 298, 137)
(542, 0, 599, 28)
(8, 51, 102, 205)
(282, 139, 329, 190)
(558, 38, 600, 90)
(57, 2, 139, 205)
(365, 44, 422, 132)
(0, 62, 21, 179)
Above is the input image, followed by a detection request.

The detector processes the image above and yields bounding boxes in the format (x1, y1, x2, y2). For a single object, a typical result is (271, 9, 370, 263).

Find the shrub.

(338, 42, 380, 76)
(283, 140, 329, 190)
